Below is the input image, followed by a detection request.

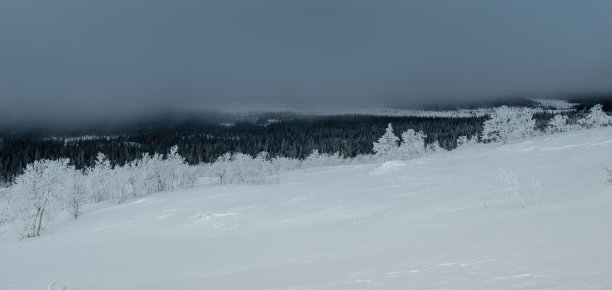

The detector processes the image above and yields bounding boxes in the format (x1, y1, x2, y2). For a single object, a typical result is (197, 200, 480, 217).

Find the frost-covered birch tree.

(578, 104, 611, 128)
(397, 129, 426, 160)
(482, 106, 535, 144)
(11, 159, 72, 237)
(545, 114, 569, 134)
(66, 169, 87, 219)
(456, 135, 478, 148)
(87, 153, 112, 202)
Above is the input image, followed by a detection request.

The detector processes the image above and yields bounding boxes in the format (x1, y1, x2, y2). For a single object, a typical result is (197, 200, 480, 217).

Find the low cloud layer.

(2, 0, 612, 123)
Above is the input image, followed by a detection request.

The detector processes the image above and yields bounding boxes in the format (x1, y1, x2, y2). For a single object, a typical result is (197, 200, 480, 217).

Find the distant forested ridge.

(0, 107, 593, 184)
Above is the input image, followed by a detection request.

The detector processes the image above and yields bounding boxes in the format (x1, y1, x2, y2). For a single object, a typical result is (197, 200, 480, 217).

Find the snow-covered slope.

(2, 129, 612, 290)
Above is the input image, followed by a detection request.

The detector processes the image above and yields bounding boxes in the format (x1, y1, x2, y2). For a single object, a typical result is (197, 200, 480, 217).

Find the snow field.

(1, 128, 612, 289)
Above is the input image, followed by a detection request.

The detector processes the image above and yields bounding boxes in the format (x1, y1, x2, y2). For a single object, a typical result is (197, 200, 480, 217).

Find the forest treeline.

(0, 110, 587, 184)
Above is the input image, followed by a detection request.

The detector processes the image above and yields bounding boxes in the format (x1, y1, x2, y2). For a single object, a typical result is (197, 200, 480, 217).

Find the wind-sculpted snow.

(1, 129, 612, 289)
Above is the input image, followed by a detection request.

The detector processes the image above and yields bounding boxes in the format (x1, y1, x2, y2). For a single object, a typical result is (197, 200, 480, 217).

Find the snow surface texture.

(1, 128, 612, 290)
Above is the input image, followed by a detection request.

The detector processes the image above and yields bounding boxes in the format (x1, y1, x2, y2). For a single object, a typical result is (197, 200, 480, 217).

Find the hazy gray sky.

(1, 0, 612, 122)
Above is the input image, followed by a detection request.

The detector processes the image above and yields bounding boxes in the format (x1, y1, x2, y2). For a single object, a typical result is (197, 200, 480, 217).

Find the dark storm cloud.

(1, 0, 612, 123)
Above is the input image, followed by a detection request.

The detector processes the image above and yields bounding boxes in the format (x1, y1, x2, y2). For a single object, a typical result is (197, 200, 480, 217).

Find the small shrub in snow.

(373, 123, 399, 161)
(497, 169, 542, 209)
(577, 104, 612, 128)
(545, 114, 570, 134)
(606, 167, 612, 185)
(398, 129, 426, 160)
(482, 106, 535, 144)
(48, 282, 77, 290)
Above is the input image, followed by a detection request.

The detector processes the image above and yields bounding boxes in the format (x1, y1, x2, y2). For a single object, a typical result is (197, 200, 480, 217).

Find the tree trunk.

(31, 208, 41, 237)
(36, 209, 45, 236)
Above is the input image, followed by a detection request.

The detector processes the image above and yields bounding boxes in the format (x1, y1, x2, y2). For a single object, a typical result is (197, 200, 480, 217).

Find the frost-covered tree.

(545, 114, 569, 134)
(373, 123, 399, 161)
(213, 153, 231, 185)
(11, 159, 72, 237)
(122, 160, 141, 198)
(426, 141, 446, 153)
(482, 106, 535, 144)
(134, 153, 163, 194)
(82, 146, 197, 204)
(66, 169, 87, 219)
(397, 129, 426, 160)
(254, 152, 279, 182)
(211, 152, 278, 185)
(165, 145, 196, 189)
(145, 153, 167, 193)
(456, 135, 478, 148)
(0, 146, 201, 237)
(231, 152, 278, 184)
(0, 186, 12, 225)
(302, 150, 345, 168)
(578, 104, 611, 128)
(110, 165, 131, 203)
(87, 153, 112, 202)
(272, 156, 302, 171)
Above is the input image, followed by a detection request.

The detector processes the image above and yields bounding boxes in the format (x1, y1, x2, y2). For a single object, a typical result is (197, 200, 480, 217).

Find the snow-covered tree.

(110, 165, 131, 203)
(66, 169, 87, 219)
(545, 114, 570, 134)
(122, 160, 141, 198)
(302, 150, 345, 168)
(373, 123, 399, 161)
(0, 186, 12, 225)
(134, 153, 163, 194)
(11, 159, 72, 237)
(397, 129, 426, 160)
(456, 135, 478, 148)
(87, 153, 112, 202)
(578, 104, 611, 128)
(211, 152, 279, 185)
(165, 145, 196, 189)
(230, 152, 278, 184)
(146, 153, 167, 193)
(482, 106, 535, 144)
(213, 153, 231, 185)
(0, 145, 202, 237)
(426, 141, 446, 153)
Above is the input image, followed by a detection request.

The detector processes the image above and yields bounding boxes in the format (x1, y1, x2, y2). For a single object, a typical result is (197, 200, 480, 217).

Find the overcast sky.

(1, 0, 612, 123)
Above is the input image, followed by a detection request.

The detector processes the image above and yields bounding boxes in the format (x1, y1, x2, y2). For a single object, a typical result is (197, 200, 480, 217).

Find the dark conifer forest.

(0, 114, 485, 183)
